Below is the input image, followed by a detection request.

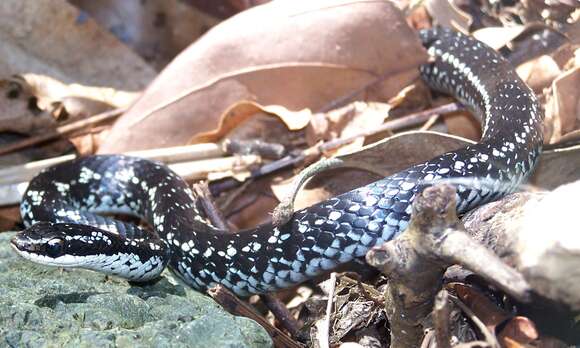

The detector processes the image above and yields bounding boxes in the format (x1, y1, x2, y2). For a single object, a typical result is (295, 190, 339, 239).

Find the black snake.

(12, 28, 544, 296)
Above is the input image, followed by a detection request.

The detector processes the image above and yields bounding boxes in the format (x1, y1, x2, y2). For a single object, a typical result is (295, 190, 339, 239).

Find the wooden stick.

(169, 155, 260, 181)
(318, 102, 462, 153)
(0, 143, 226, 186)
(317, 272, 337, 348)
(0, 154, 76, 185)
(124, 143, 223, 163)
(208, 285, 303, 348)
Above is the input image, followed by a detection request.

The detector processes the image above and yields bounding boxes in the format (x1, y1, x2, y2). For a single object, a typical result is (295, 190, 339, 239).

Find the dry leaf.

(70, 0, 220, 70)
(98, 0, 426, 153)
(531, 144, 580, 190)
(182, 0, 270, 19)
(473, 26, 527, 51)
(424, 0, 471, 32)
(516, 55, 562, 93)
(442, 109, 482, 142)
(0, 0, 155, 89)
(0, 77, 56, 133)
(0, 73, 139, 134)
(546, 66, 580, 142)
(306, 102, 392, 154)
(453, 283, 510, 330)
(191, 100, 311, 144)
(497, 316, 539, 346)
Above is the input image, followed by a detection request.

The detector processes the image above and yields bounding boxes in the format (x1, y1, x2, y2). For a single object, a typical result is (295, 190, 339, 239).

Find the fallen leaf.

(530, 144, 580, 190)
(424, 0, 471, 33)
(0, 76, 56, 134)
(0, 0, 155, 89)
(473, 26, 527, 50)
(306, 102, 393, 155)
(497, 316, 538, 346)
(98, 0, 427, 153)
(70, 0, 221, 69)
(453, 283, 511, 331)
(191, 100, 311, 144)
(516, 55, 562, 94)
(546, 66, 580, 142)
(442, 108, 481, 142)
(182, 0, 269, 19)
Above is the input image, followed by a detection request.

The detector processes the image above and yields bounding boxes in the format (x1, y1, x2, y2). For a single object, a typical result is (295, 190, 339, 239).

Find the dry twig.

(365, 184, 531, 348)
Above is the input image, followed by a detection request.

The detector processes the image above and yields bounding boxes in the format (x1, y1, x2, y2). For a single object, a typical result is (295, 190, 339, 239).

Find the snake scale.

(12, 28, 543, 296)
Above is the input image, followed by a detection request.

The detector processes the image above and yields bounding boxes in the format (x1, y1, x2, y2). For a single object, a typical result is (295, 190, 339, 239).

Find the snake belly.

(15, 28, 543, 296)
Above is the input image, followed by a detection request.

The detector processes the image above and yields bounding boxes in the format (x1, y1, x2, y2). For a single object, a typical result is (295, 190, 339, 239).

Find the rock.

(0, 232, 272, 347)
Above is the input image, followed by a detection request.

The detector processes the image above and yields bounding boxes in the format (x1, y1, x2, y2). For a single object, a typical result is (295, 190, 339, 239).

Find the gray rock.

(0, 232, 272, 348)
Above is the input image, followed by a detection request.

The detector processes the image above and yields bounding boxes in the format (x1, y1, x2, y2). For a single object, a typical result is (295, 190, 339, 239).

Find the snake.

(11, 28, 543, 296)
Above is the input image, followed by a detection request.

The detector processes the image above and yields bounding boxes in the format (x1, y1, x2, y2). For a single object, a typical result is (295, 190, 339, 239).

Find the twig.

(365, 184, 531, 348)
(317, 272, 337, 348)
(0, 154, 76, 185)
(433, 290, 452, 348)
(0, 107, 126, 156)
(223, 139, 286, 159)
(192, 183, 229, 230)
(259, 294, 302, 338)
(317, 102, 461, 153)
(0, 143, 225, 186)
(210, 154, 305, 195)
(272, 157, 344, 225)
(169, 155, 261, 181)
(125, 143, 224, 163)
(208, 285, 303, 348)
(0, 155, 262, 206)
(449, 294, 500, 348)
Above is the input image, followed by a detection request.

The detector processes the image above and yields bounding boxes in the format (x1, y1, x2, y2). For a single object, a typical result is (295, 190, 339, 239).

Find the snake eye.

(46, 238, 64, 258)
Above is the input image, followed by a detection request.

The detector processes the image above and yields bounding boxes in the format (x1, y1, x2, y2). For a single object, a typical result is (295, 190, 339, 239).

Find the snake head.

(11, 222, 114, 267)
(11, 221, 169, 282)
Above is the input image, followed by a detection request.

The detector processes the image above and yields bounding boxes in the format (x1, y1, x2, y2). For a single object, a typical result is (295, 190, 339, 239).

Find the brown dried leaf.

(497, 316, 538, 346)
(191, 100, 311, 144)
(453, 283, 510, 331)
(182, 0, 270, 19)
(306, 102, 392, 155)
(546, 66, 580, 142)
(98, 0, 426, 153)
(0, 73, 138, 134)
(531, 144, 580, 190)
(0, 77, 55, 134)
(443, 109, 481, 142)
(424, 0, 471, 33)
(0, 0, 155, 89)
(70, 0, 220, 69)
(516, 55, 562, 94)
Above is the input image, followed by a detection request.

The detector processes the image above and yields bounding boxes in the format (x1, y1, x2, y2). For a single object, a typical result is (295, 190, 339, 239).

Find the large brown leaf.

(98, 0, 426, 153)
(0, 0, 155, 89)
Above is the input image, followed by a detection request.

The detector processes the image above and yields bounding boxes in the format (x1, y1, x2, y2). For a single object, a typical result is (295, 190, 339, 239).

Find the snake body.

(12, 28, 543, 296)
